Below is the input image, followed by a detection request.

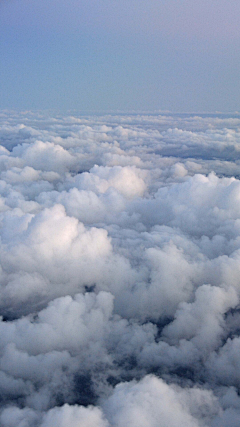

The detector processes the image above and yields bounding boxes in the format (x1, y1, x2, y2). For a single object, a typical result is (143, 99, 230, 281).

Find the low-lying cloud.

(1, 111, 240, 426)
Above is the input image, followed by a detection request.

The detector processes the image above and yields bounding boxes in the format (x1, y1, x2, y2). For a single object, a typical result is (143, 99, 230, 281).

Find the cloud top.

(1, 111, 240, 426)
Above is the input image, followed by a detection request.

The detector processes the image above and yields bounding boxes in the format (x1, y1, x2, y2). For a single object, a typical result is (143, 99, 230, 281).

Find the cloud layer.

(1, 111, 240, 426)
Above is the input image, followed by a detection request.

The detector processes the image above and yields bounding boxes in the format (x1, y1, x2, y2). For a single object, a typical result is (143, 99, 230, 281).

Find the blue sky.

(1, 0, 240, 112)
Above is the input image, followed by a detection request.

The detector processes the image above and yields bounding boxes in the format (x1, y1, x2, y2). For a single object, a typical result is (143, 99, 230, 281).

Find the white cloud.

(1, 111, 240, 425)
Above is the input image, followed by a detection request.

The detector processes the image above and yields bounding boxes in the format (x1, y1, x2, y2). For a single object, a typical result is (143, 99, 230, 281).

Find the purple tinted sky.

(1, 0, 240, 112)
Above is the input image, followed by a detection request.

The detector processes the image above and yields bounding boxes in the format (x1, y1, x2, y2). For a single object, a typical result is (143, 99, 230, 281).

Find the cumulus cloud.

(102, 375, 221, 427)
(1, 110, 240, 425)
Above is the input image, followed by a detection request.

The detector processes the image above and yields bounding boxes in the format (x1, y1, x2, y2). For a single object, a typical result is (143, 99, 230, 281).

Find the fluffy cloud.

(102, 375, 220, 427)
(1, 111, 240, 426)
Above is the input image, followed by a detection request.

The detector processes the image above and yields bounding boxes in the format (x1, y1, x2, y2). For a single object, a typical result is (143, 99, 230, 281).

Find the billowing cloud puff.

(1, 111, 240, 426)
(40, 404, 109, 427)
(102, 375, 220, 427)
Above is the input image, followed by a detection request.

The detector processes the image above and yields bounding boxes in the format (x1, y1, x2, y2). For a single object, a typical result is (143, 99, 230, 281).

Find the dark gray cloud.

(1, 111, 240, 426)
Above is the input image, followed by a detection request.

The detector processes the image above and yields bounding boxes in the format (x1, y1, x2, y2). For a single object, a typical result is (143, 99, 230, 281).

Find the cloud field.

(1, 110, 240, 426)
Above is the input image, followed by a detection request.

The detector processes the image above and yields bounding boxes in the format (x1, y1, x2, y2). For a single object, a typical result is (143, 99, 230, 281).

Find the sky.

(2, 2, 240, 425)
(1, 0, 240, 112)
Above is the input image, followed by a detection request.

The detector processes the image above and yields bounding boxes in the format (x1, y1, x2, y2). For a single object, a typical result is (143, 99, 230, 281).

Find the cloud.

(102, 375, 220, 427)
(40, 404, 109, 427)
(1, 111, 240, 425)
